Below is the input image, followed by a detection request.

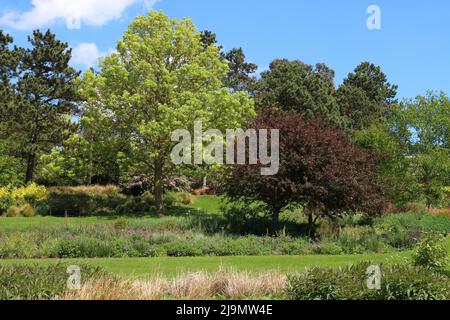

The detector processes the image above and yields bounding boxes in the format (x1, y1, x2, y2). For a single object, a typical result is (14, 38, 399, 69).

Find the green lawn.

(186, 195, 223, 214)
(0, 195, 222, 231)
(0, 252, 410, 278)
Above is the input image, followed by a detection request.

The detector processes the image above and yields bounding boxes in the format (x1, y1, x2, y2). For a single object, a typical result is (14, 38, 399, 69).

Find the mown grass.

(0, 195, 221, 231)
(0, 252, 411, 278)
(186, 195, 223, 214)
(2, 237, 449, 278)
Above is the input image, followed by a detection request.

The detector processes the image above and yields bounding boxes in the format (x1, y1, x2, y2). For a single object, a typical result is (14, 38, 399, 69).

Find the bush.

(412, 235, 448, 271)
(163, 240, 203, 257)
(11, 183, 48, 207)
(310, 243, 344, 255)
(173, 192, 194, 205)
(57, 236, 140, 258)
(0, 263, 105, 300)
(5, 203, 36, 217)
(375, 211, 450, 235)
(336, 226, 387, 254)
(285, 263, 450, 300)
(46, 185, 127, 216)
(0, 184, 47, 214)
(0, 187, 14, 214)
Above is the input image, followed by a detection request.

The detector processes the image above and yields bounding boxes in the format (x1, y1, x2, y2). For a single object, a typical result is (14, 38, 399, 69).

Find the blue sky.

(1, 0, 449, 99)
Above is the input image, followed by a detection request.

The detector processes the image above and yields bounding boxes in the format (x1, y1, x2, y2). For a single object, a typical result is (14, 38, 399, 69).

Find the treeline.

(0, 11, 449, 216)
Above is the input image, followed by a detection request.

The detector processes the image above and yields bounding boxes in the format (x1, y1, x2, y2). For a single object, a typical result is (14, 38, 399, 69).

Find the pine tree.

(4, 30, 80, 183)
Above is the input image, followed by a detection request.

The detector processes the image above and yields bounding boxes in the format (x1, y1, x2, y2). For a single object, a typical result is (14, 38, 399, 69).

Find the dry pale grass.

(58, 268, 286, 300)
(428, 207, 450, 217)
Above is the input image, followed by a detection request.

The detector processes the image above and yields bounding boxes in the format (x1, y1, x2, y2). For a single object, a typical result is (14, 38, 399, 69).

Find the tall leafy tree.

(255, 59, 345, 126)
(221, 110, 387, 235)
(80, 12, 254, 214)
(1, 30, 80, 183)
(398, 92, 450, 208)
(337, 62, 398, 129)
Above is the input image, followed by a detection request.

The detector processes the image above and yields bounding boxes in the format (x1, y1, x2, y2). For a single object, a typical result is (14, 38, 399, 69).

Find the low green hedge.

(285, 263, 450, 300)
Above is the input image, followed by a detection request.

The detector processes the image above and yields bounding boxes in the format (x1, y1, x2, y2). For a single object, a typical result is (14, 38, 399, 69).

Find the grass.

(0, 252, 410, 278)
(0, 195, 221, 231)
(1, 196, 448, 279)
(187, 195, 223, 214)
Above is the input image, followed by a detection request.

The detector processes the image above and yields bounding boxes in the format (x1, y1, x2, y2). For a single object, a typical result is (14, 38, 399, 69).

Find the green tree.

(1, 30, 80, 183)
(200, 30, 257, 93)
(337, 62, 398, 129)
(399, 92, 450, 208)
(0, 30, 23, 186)
(255, 59, 345, 126)
(80, 12, 254, 214)
(353, 121, 417, 205)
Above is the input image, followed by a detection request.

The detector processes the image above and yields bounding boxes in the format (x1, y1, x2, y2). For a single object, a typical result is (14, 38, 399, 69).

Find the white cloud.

(0, 0, 160, 30)
(72, 42, 113, 68)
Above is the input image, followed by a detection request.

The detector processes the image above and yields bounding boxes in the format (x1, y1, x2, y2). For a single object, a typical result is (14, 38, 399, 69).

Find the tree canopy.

(79, 12, 254, 214)
(221, 110, 387, 234)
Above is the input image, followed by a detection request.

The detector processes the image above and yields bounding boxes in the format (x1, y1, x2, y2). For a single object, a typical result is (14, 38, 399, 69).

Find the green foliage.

(353, 122, 418, 205)
(0, 187, 14, 214)
(285, 263, 450, 300)
(397, 92, 450, 208)
(0, 263, 105, 300)
(6, 204, 36, 218)
(0, 140, 24, 187)
(171, 192, 194, 205)
(374, 211, 450, 235)
(200, 30, 258, 93)
(0, 183, 47, 215)
(0, 30, 80, 183)
(80, 11, 254, 214)
(412, 235, 448, 271)
(335, 227, 387, 254)
(45, 185, 127, 216)
(255, 59, 345, 126)
(337, 62, 398, 129)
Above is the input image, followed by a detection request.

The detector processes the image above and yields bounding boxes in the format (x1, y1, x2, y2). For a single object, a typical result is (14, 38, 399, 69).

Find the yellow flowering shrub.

(0, 187, 14, 213)
(10, 183, 48, 206)
(0, 184, 47, 214)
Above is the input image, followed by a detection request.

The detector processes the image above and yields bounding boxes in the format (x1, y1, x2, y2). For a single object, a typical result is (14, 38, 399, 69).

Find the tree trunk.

(154, 160, 165, 215)
(271, 208, 281, 235)
(25, 153, 36, 183)
(307, 209, 316, 239)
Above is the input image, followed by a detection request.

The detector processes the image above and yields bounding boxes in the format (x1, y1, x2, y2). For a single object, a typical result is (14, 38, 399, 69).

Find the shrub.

(164, 240, 203, 257)
(0, 187, 14, 214)
(280, 239, 308, 255)
(412, 235, 448, 271)
(310, 243, 344, 255)
(285, 263, 450, 300)
(375, 211, 450, 235)
(0, 263, 106, 300)
(5, 203, 36, 217)
(57, 236, 140, 258)
(57, 240, 82, 258)
(46, 185, 127, 216)
(163, 192, 177, 209)
(11, 183, 48, 207)
(0, 184, 47, 215)
(173, 192, 194, 205)
(336, 226, 387, 253)
(113, 218, 129, 231)
(5, 205, 22, 217)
